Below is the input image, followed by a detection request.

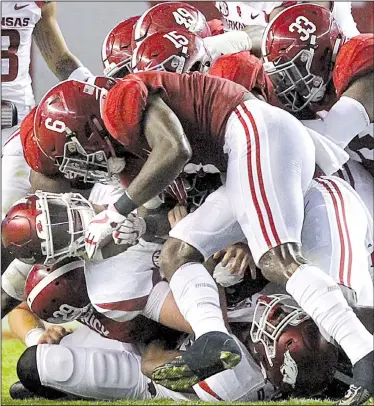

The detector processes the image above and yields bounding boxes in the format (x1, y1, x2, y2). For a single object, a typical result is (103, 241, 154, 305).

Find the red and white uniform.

(35, 307, 275, 402)
(1, 2, 47, 218)
(1, 1, 44, 130)
(215, 2, 359, 38)
(102, 71, 315, 265)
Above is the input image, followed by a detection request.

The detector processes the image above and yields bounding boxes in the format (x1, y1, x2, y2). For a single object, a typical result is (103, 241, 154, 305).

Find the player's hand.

(213, 242, 255, 277)
(113, 213, 146, 245)
(85, 207, 126, 259)
(168, 204, 188, 228)
(37, 326, 72, 345)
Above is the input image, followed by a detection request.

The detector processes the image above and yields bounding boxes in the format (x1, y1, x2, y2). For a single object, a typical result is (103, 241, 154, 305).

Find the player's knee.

(160, 238, 204, 280)
(17, 346, 65, 399)
(259, 242, 308, 286)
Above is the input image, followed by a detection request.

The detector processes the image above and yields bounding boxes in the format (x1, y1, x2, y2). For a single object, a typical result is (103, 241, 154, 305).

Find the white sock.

(286, 264, 373, 365)
(170, 262, 229, 339)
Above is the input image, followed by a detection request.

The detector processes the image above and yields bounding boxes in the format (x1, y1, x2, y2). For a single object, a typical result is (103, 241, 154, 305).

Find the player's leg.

(225, 100, 373, 400)
(2, 131, 31, 219)
(154, 187, 245, 387)
(302, 176, 373, 307)
(85, 240, 163, 322)
(17, 335, 155, 400)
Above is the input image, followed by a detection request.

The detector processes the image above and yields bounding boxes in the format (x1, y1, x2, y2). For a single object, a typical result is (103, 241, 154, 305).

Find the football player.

(9, 261, 337, 402)
(2, 1, 92, 219)
(215, 1, 359, 56)
(29, 69, 374, 399)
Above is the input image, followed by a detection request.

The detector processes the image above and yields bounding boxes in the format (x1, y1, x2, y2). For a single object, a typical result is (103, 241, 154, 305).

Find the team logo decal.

(280, 350, 298, 388)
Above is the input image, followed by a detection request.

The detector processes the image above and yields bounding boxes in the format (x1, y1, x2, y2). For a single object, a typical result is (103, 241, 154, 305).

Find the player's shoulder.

(333, 34, 374, 97)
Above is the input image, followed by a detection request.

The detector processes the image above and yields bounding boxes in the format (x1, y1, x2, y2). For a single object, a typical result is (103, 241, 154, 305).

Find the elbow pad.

(2, 259, 33, 301)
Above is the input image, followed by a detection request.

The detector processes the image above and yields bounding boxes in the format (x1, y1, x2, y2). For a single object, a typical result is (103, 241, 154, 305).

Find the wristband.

(25, 327, 45, 347)
(68, 66, 93, 82)
(113, 192, 137, 216)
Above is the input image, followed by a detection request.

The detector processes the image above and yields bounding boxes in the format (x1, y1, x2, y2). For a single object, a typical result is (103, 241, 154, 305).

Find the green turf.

(2, 338, 374, 406)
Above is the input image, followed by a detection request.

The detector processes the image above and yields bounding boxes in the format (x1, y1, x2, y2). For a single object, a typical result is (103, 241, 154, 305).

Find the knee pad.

(17, 346, 65, 399)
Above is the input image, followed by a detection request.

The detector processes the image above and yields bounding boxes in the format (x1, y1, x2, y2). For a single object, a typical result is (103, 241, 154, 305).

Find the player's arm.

(269, 1, 332, 20)
(115, 94, 192, 216)
(32, 2, 91, 81)
(8, 301, 72, 346)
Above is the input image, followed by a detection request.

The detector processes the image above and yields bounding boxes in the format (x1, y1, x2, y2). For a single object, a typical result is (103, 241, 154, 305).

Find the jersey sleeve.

(102, 78, 148, 154)
(20, 108, 57, 175)
(333, 34, 374, 98)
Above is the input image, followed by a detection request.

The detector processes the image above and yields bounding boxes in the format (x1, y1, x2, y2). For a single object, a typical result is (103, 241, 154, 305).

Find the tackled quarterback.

(1, 1, 373, 406)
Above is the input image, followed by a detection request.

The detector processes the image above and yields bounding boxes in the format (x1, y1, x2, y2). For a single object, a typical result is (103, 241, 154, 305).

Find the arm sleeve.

(102, 78, 148, 151)
(333, 34, 374, 98)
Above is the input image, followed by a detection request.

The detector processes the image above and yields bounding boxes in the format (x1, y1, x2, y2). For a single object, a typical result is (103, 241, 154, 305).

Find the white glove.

(85, 207, 126, 259)
(113, 212, 146, 245)
(213, 262, 243, 288)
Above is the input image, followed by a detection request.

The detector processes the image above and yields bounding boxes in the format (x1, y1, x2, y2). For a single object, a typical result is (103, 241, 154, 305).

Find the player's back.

(1, 2, 42, 114)
(103, 71, 249, 170)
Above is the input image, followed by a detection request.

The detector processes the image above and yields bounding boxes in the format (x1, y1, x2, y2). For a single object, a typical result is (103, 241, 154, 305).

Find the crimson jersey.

(209, 51, 275, 105)
(77, 305, 165, 344)
(333, 34, 374, 99)
(333, 34, 374, 176)
(102, 71, 249, 171)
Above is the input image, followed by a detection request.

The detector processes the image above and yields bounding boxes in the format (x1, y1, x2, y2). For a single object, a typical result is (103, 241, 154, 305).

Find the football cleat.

(335, 385, 371, 406)
(10, 382, 37, 400)
(152, 331, 241, 391)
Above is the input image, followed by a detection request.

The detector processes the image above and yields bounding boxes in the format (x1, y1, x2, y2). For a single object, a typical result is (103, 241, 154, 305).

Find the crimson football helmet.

(133, 2, 211, 47)
(102, 16, 140, 78)
(262, 4, 345, 112)
(25, 257, 90, 324)
(250, 294, 338, 396)
(20, 107, 58, 175)
(34, 77, 126, 184)
(132, 30, 212, 74)
(2, 191, 95, 265)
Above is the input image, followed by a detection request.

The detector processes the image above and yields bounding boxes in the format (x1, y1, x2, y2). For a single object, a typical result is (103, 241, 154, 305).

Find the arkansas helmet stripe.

(27, 259, 84, 307)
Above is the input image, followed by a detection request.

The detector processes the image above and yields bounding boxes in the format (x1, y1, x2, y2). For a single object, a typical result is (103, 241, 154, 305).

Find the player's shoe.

(336, 351, 374, 405)
(151, 331, 241, 391)
(9, 382, 37, 400)
(335, 385, 371, 405)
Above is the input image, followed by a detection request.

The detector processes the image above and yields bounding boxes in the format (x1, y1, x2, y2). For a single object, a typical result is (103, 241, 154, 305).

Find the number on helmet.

(172, 8, 196, 29)
(163, 31, 189, 48)
(45, 118, 66, 133)
(289, 16, 316, 41)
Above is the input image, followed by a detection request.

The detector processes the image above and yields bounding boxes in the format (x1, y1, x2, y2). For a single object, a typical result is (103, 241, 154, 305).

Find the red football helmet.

(25, 257, 90, 324)
(250, 294, 338, 396)
(2, 191, 95, 265)
(102, 16, 140, 78)
(20, 107, 57, 175)
(262, 4, 345, 112)
(133, 30, 212, 74)
(133, 2, 211, 47)
(34, 77, 126, 184)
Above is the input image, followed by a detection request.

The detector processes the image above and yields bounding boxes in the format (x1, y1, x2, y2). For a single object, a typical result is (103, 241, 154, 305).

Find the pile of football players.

(1, 2, 373, 405)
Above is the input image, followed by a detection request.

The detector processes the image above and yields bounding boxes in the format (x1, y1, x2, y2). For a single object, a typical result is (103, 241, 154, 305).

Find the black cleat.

(335, 385, 371, 405)
(152, 331, 241, 391)
(336, 351, 374, 406)
(10, 381, 38, 400)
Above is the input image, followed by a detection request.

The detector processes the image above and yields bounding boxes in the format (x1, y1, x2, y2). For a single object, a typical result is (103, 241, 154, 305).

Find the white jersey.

(1, 1, 43, 112)
(216, 2, 360, 38)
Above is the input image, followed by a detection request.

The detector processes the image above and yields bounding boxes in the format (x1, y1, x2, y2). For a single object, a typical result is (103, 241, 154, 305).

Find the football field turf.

(2, 338, 374, 406)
